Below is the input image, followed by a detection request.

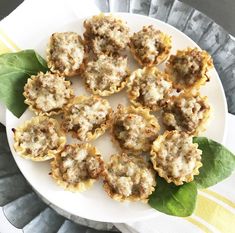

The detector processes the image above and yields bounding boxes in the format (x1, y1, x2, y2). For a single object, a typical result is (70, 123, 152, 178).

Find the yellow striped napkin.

(0, 1, 234, 232)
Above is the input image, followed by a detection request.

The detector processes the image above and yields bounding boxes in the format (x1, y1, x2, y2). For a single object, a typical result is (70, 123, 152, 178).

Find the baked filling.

(129, 25, 171, 66)
(127, 67, 172, 111)
(47, 32, 85, 76)
(112, 105, 160, 154)
(84, 55, 129, 96)
(83, 13, 129, 55)
(24, 72, 74, 116)
(165, 47, 213, 90)
(103, 153, 156, 201)
(51, 144, 104, 191)
(162, 93, 211, 135)
(151, 130, 202, 185)
(13, 116, 66, 161)
(62, 95, 112, 141)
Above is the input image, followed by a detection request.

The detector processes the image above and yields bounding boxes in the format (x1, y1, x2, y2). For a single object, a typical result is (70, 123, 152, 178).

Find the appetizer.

(11, 13, 219, 211)
(13, 116, 66, 161)
(62, 95, 112, 141)
(151, 130, 202, 185)
(162, 92, 211, 135)
(103, 153, 156, 201)
(127, 66, 172, 111)
(51, 144, 105, 192)
(47, 32, 86, 76)
(111, 105, 160, 154)
(129, 25, 171, 66)
(165, 47, 213, 90)
(83, 55, 129, 96)
(83, 13, 129, 55)
(24, 72, 74, 116)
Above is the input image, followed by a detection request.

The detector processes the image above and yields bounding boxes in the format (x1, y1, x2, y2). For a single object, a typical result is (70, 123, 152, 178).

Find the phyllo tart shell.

(83, 55, 129, 97)
(103, 153, 156, 202)
(62, 95, 112, 141)
(13, 116, 66, 161)
(165, 47, 213, 91)
(127, 66, 173, 111)
(23, 72, 74, 116)
(162, 92, 211, 135)
(129, 25, 171, 67)
(47, 32, 86, 77)
(51, 143, 105, 192)
(83, 13, 130, 56)
(150, 130, 202, 185)
(111, 105, 160, 154)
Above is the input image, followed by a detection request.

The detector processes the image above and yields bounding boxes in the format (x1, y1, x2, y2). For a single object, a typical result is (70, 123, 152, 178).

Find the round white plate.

(6, 13, 227, 223)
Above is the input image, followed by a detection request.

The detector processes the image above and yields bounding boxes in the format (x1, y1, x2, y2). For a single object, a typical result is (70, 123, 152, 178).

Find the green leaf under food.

(148, 176, 197, 217)
(193, 137, 235, 189)
(0, 50, 49, 118)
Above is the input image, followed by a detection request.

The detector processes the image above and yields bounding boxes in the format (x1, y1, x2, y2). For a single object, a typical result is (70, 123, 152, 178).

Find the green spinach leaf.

(149, 177, 197, 217)
(193, 137, 235, 189)
(0, 50, 49, 118)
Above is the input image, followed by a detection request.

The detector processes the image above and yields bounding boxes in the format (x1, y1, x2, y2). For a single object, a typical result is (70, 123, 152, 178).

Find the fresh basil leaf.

(0, 50, 49, 118)
(149, 177, 197, 217)
(193, 137, 235, 189)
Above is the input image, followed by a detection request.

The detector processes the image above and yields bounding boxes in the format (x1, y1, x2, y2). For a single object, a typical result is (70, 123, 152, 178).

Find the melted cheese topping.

(162, 94, 210, 134)
(17, 118, 61, 157)
(130, 25, 171, 66)
(60, 144, 104, 184)
(47, 32, 85, 75)
(24, 72, 73, 114)
(84, 14, 129, 55)
(151, 131, 202, 184)
(112, 106, 159, 152)
(84, 55, 128, 94)
(63, 96, 111, 141)
(104, 153, 156, 200)
(128, 67, 172, 110)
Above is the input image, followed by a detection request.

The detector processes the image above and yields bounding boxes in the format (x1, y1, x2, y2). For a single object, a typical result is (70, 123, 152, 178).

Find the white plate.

(5, 13, 227, 223)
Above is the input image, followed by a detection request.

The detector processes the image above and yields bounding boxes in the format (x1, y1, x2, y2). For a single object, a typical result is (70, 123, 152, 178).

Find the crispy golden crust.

(51, 143, 105, 192)
(127, 66, 173, 111)
(62, 95, 112, 141)
(83, 55, 129, 96)
(23, 72, 74, 116)
(165, 47, 213, 91)
(13, 116, 66, 161)
(162, 92, 211, 135)
(47, 32, 87, 77)
(129, 25, 171, 66)
(103, 153, 156, 202)
(111, 105, 160, 154)
(83, 13, 130, 56)
(150, 130, 202, 185)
